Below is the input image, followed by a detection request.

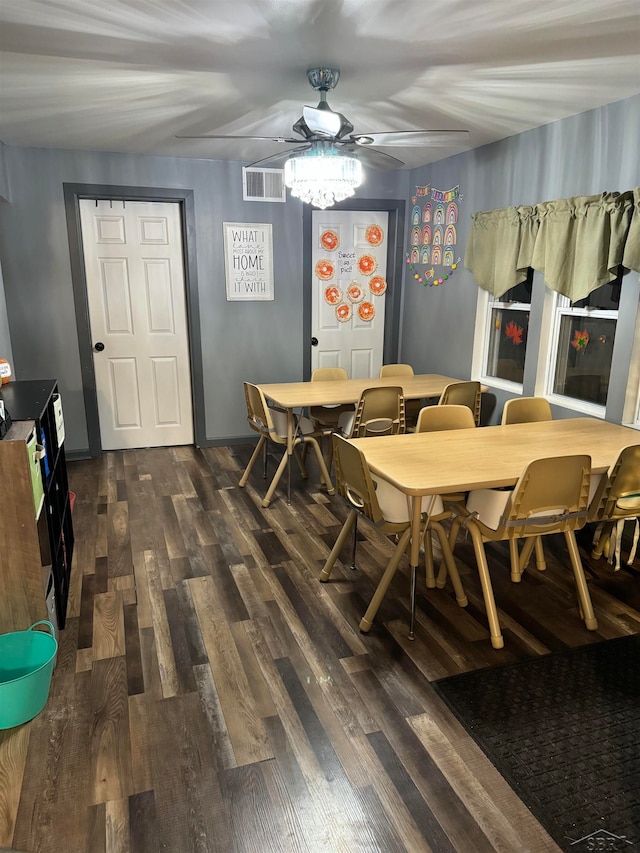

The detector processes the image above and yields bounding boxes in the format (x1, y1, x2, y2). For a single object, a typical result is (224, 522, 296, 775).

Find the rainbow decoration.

(407, 183, 464, 289)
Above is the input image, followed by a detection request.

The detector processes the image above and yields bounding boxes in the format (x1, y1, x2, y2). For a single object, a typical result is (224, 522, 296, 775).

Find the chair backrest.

(502, 397, 552, 425)
(498, 455, 591, 537)
(350, 386, 405, 438)
(416, 404, 476, 433)
(311, 367, 349, 382)
(379, 363, 414, 378)
(243, 381, 291, 441)
(243, 382, 273, 436)
(332, 434, 384, 525)
(438, 381, 481, 426)
(588, 445, 640, 521)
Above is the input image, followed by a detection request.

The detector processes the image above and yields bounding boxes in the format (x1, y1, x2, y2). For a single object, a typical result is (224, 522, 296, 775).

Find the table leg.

(287, 408, 294, 505)
(408, 495, 423, 641)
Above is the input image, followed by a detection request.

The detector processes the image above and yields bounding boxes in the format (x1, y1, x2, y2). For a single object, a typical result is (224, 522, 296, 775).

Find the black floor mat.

(434, 635, 640, 852)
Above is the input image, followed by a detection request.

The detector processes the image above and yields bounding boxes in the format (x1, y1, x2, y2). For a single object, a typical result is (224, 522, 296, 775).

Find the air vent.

(242, 167, 286, 202)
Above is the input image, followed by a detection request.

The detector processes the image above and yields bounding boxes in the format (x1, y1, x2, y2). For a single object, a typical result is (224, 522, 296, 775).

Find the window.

(547, 272, 621, 409)
(482, 272, 532, 385)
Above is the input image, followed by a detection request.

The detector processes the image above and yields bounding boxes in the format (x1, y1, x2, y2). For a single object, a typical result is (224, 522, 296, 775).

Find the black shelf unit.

(2, 379, 74, 629)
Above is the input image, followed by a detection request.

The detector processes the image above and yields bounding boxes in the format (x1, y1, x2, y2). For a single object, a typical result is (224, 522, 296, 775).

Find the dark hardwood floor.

(1, 442, 638, 852)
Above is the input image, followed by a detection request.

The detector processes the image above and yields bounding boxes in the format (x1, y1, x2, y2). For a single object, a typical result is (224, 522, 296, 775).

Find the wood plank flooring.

(1, 442, 639, 852)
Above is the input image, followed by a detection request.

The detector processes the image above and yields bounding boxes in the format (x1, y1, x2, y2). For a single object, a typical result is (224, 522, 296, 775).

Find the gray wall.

(0, 96, 637, 452)
(400, 95, 640, 424)
(0, 146, 13, 366)
(0, 146, 401, 452)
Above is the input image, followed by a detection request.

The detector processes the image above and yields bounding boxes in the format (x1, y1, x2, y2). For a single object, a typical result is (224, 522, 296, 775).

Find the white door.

(80, 199, 194, 450)
(311, 210, 389, 378)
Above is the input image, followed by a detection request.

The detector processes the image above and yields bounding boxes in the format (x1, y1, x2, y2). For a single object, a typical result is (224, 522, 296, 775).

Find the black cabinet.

(2, 380, 74, 629)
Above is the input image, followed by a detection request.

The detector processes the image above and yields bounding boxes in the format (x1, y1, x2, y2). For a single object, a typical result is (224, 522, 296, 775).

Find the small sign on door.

(223, 222, 274, 301)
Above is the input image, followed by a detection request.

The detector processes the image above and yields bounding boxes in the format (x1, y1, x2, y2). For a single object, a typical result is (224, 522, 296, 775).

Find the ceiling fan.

(176, 67, 470, 171)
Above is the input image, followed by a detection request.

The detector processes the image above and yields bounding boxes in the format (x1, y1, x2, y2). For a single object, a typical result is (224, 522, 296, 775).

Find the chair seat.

(373, 475, 444, 523)
(466, 489, 512, 530)
(337, 410, 355, 436)
(271, 408, 317, 439)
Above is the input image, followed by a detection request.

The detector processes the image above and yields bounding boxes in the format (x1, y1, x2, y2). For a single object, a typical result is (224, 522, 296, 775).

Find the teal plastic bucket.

(0, 621, 57, 729)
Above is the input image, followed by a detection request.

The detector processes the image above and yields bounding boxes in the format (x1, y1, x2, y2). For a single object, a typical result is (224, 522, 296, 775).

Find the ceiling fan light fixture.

(284, 143, 362, 209)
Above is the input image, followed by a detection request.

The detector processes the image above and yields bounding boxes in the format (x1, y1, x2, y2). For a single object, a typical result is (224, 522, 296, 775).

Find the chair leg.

(408, 561, 418, 641)
(564, 530, 598, 631)
(467, 523, 504, 649)
(239, 435, 266, 487)
(305, 436, 336, 496)
(262, 448, 290, 508)
(509, 538, 522, 582)
(293, 446, 308, 478)
(263, 436, 268, 479)
(432, 521, 467, 606)
(360, 527, 412, 633)
(436, 515, 464, 588)
(424, 528, 436, 588)
(351, 515, 358, 570)
(518, 536, 536, 573)
(320, 510, 357, 581)
(591, 521, 614, 559)
(534, 537, 546, 571)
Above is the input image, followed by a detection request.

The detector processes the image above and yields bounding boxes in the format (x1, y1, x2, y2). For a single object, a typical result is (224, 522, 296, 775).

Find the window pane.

(553, 316, 617, 406)
(486, 308, 528, 383)
(572, 274, 621, 310)
(500, 270, 533, 304)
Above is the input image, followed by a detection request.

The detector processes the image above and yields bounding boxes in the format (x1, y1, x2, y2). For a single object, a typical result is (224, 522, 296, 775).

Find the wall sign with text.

(223, 222, 274, 301)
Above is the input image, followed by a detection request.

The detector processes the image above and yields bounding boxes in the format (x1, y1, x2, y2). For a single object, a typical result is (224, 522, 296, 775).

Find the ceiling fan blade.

(351, 130, 470, 148)
(175, 134, 301, 143)
(337, 142, 404, 171)
(246, 146, 311, 169)
(302, 105, 342, 138)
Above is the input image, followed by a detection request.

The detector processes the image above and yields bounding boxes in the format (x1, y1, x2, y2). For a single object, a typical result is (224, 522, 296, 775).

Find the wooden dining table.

(258, 373, 478, 456)
(350, 417, 639, 638)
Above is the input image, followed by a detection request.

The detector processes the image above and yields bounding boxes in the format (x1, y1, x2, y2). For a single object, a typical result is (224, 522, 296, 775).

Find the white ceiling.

(1, 0, 639, 170)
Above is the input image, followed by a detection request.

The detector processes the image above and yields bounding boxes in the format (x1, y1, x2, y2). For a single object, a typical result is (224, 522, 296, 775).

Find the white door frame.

(303, 198, 406, 380)
(64, 184, 206, 456)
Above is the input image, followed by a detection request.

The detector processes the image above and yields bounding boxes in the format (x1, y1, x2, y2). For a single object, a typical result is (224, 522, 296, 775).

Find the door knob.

(311, 337, 318, 346)
(93, 342, 105, 352)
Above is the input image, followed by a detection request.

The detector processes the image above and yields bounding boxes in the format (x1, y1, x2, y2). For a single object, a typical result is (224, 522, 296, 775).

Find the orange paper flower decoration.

(347, 282, 365, 303)
(571, 329, 590, 351)
(365, 224, 384, 246)
(315, 259, 335, 280)
(336, 303, 352, 323)
(369, 276, 387, 296)
(320, 230, 339, 251)
(324, 285, 342, 306)
(358, 254, 377, 276)
(358, 302, 375, 322)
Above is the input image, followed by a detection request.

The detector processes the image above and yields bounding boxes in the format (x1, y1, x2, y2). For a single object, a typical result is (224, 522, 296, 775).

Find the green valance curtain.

(622, 186, 640, 273)
(465, 188, 638, 301)
(531, 191, 635, 301)
(464, 206, 538, 298)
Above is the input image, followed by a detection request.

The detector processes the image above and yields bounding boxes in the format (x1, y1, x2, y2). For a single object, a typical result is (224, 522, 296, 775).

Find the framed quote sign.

(223, 222, 274, 301)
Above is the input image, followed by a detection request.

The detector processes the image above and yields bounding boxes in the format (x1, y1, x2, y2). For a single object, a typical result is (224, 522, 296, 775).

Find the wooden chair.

(239, 382, 334, 508)
(502, 396, 552, 425)
(444, 454, 595, 649)
(309, 366, 354, 429)
(415, 404, 477, 584)
(320, 434, 467, 636)
(338, 385, 406, 439)
(379, 363, 421, 427)
(438, 381, 482, 426)
(588, 444, 640, 570)
(501, 396, 553, 573)
(416, 403, 476, 433)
